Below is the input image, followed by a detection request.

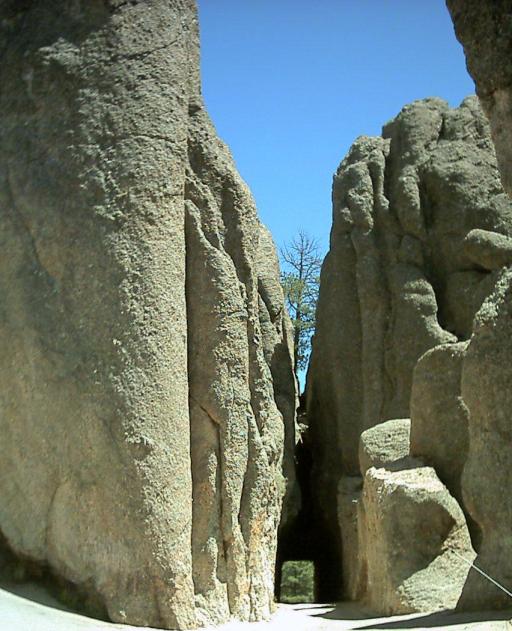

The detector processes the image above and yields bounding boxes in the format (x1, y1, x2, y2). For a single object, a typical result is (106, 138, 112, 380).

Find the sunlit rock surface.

(0, 1, 296, 627)
(305, 96, 512, 604)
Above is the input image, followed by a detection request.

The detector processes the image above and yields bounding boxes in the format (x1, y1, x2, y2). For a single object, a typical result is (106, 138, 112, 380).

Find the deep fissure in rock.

(275, 399, 343, 604)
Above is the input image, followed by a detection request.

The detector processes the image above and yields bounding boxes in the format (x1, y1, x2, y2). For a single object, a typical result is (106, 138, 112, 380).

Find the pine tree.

(280, 231, 322, 376)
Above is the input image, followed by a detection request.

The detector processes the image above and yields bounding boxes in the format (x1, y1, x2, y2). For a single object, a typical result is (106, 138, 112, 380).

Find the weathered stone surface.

(337, 476, 365, 602)
(464, 228, 512, 270)
(457, 269, 512, 609)
(359, 419, 411, 476)
(410, 343, 469, 507)
(360, 465, 475, 615)
(305, 97, 511, 598)
(346, 419, 419, 606)
(0, 1, 295, 628)
(340, 420, 477, 614)
(444, 270, 499, 339)
(447, 1, 512, 197)
(443, 6, 512, 609)
(255, 225, 300, 530)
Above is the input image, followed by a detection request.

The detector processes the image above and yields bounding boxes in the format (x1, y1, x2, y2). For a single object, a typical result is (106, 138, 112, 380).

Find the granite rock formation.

(360, 463, 475, 615)
(410, 343, 471, 515)
(445, 3, 512, 609)
(447, 1, 512, 198)
(0, 1, 296, 628)
(358, 418, 410, 476)
(340, 421, 476, 615)
(456, 268, 512, 609)
(337, 419, 411, 604)
(305, 95, 512, 602)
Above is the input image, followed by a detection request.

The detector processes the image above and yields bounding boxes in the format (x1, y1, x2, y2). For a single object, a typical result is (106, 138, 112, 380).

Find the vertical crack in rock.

(184, 113, 295, 621)
(185, 191, 251, 623)
(181, 14, 297, 620)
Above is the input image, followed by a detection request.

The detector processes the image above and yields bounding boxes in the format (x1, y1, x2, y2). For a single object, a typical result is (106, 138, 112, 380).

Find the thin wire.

(451, 549, 512, 599)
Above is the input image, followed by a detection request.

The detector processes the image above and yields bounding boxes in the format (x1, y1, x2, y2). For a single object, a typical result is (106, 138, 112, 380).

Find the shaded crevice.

(275, 401, 343, 603)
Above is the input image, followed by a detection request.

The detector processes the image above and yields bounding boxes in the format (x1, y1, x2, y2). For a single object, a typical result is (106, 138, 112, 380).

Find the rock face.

(456, 269, 512, 609)
(360, 465, 475, 615)
(0, 1, 295, 628)
(444, 5, 512, 609)
(409, 341, 482, 548)
(359, 418, 410, 476)
(447, 1, 512, 198)
(337, 476, 365, 602)
(305, 95, 512, 599)
(410, 343, 470, 509)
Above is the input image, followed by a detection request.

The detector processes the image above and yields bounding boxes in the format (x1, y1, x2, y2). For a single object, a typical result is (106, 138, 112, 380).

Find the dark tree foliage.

(280, 231, 322, 376)
(279, 560, 315, 604)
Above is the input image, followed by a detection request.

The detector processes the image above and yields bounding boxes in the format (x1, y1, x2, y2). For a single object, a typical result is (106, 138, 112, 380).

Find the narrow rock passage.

(303, 96, 512, 613)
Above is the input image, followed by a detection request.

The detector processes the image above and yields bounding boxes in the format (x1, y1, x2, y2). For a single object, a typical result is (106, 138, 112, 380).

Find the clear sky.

(197, 0, 474, 256)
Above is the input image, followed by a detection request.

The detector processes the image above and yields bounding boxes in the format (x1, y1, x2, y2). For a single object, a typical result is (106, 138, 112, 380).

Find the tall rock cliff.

(305, 95, 512, 603)
(445, 1, 512, 609)
(0, 1, 296, 628)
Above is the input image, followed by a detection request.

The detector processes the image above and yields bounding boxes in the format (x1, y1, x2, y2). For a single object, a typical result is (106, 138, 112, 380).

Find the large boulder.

(305, 96, 512, 597)
(360, 465, 475, 615)
(340, 420, 476, 614)
(0, 1, 296, 628)
(336, 418, 412, 600)
(339, 418, 410, 602)
(359, 418, 411, 476)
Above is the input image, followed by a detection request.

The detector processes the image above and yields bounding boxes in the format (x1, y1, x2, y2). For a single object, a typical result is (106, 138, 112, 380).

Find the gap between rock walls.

(2, 0, 512, 629)
(275, 94, 512, 612)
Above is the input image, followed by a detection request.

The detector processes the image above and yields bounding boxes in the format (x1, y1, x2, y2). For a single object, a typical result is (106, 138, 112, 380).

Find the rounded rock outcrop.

(305, 96, 512, 600)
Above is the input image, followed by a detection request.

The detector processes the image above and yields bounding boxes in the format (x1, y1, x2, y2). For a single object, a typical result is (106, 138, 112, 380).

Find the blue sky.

(197, 1, 474, 256)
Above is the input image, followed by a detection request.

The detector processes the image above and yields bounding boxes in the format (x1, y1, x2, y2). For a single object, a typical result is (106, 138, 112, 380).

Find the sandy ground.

(1, 582, 512, 631)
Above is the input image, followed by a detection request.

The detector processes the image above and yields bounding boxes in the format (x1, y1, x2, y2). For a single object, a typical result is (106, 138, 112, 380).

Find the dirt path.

(1, 584, 511, 630)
